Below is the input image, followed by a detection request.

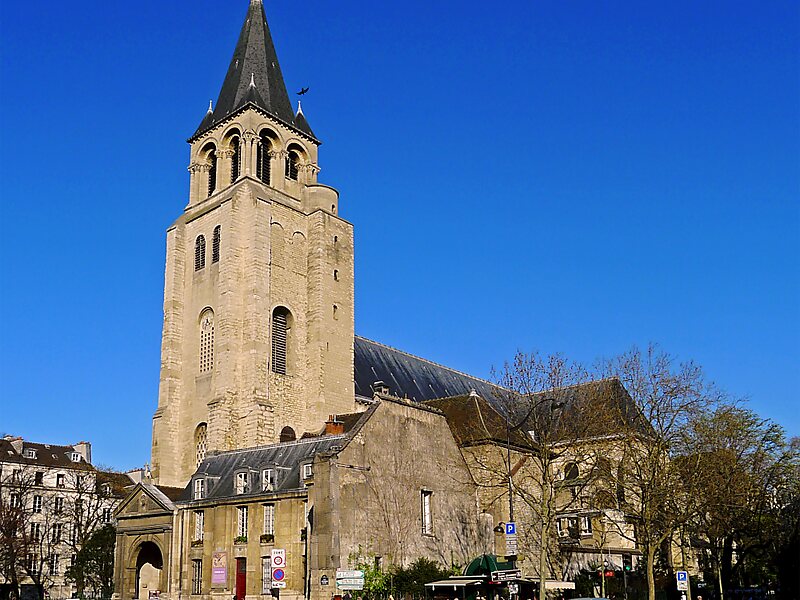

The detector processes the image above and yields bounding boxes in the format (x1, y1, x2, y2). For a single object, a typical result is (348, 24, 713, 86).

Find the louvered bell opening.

(257, 141, 271, 186)
(231, 138, 241, 183)
(207, 151, 217, 197)
(212, 226, 221, 264)
(271, 309, 288, 375)
(195, 236, 206, 271)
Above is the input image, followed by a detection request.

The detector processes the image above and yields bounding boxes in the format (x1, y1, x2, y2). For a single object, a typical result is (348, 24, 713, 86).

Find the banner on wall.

(212, 551, 228, 584)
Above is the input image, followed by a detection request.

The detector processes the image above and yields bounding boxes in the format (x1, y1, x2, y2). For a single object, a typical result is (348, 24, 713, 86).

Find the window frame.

(421, 490, 433, 536)
(235, 471, 249, 495)
(192, 558, 203, 595)
(195, 235, 207, 271)
(236, 505, 249, 539)
(194, 510, 205, 542)
(263, 503, 275, 536)
(193, 478, 206, 500)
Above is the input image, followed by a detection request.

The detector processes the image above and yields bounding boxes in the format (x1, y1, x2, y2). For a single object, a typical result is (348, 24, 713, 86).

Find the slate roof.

(425, 394, 532, 448)
(193, 0, 315, 140)
(428, 378, 649, 448)
(354, 336, 502, 402)
(181, 435, 349, 503)
(0, 438, 94, 471)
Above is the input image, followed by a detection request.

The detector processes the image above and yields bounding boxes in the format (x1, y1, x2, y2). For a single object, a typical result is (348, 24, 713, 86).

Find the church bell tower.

(151, 0, 356, 487)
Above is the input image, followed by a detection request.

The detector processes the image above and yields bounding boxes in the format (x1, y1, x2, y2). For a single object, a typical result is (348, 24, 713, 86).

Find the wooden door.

(236, 558, 247, 600)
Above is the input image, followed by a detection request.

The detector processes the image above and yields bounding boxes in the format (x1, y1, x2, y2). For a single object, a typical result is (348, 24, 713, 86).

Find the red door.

(236, 558, 247, 600)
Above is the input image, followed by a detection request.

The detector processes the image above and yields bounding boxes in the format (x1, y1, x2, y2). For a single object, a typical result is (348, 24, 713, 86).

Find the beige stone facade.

(115, 397, 488, 600)
(151, 48, 356, 490)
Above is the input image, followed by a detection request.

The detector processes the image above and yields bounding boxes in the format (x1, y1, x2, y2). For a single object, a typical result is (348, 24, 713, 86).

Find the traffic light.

(623, 553, 632, 572)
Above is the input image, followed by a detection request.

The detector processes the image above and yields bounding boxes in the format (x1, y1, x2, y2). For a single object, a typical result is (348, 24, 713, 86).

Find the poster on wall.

(212, 551, 228, 584)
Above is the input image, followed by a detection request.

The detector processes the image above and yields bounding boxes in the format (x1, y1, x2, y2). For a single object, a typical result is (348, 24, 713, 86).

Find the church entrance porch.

(135, 542, 164, 600)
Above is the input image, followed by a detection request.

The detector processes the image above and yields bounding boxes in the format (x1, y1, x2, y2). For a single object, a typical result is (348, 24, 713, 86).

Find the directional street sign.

(676, 571, 688, 591)
(491, 569, 522, 582)
(336, 570, 365, 579)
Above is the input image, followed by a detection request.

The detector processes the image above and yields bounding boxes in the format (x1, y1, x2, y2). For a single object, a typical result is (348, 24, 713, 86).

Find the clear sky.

(0, 1, 797, 471)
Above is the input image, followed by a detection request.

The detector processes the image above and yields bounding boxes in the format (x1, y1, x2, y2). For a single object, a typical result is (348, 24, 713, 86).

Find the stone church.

(112, 2, 638, 599)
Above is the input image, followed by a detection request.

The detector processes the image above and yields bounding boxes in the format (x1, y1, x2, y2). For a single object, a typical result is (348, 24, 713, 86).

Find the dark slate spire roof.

(193, 0, 315, 140)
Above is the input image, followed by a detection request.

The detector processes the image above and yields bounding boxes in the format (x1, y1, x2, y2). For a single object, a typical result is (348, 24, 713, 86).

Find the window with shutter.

(271, 307, 290, 375)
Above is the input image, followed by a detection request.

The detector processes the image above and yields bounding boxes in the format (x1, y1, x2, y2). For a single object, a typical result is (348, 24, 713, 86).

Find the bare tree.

(599, 344, 726, 600)
(488, 351, 618, 600)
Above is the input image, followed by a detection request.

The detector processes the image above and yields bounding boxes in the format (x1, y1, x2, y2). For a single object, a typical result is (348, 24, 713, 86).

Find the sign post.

(504, 522, 518, 557)
(676, 571, 689, 592)
(272, 549, 287, 588)
(336, 569, 365, 591)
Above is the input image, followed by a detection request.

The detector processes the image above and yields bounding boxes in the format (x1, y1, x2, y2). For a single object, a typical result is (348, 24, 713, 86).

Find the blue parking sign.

(677, 571, 688, 581)
(505, 522, 516, 535)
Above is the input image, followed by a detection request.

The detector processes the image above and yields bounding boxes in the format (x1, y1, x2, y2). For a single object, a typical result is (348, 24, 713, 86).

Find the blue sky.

(1, 1, 797, 471)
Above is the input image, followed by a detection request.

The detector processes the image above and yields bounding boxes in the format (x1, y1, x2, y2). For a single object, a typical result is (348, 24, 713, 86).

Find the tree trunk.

(646, 545, 657, 600)
(538, 514, 548, 600)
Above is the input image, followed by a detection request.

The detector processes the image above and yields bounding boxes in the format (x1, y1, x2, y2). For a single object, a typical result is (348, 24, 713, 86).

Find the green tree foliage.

(65, 524, 115, 599)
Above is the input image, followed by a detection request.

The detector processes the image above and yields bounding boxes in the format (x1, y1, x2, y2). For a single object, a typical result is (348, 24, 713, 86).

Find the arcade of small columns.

(187, 128, 321, 204)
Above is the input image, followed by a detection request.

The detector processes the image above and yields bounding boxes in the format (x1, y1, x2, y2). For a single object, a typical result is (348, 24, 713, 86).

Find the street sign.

(320, 575, 330, 586)
(505, 522, 518, 554)
(676, 571, 688, 591)
(505, 522, 517, 535)
(272, 549, 286, 588)
(336, 570, 365, 579)
(337, 579, 366, 586)
(491, 569, 522, 582)
(337, 584, 365, 591)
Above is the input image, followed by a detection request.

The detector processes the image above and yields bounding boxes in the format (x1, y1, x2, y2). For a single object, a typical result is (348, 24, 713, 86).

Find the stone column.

(218, 148, 235, 185)
(274, 149, 288, 190)
(242, 130, 258, 176)
(188, 162, 202, 204)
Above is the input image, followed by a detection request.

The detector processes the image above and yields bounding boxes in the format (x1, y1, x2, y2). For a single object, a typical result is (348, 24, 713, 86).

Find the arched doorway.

(135, 542, 163, 599)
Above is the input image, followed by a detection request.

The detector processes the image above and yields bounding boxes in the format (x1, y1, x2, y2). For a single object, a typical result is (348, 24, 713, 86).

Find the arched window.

(564, 462, 579, 481)
(199, 309, 215, 373)
(271, 306, 291, 375)
(230, 137, 241, 183)
(280, 426, 296, 443)
(285, 150, 300, 181)
(195, 423, 208, 467)
(256, 131, 273, 185)
(195, 235, 206, 271)
(206, 148, 217, 197)
(212, 226, 221, 264)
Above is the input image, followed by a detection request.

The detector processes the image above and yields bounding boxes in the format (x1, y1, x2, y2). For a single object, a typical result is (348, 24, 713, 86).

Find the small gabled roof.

(193, 0, 314, 140)
(425, 394, 532, 448)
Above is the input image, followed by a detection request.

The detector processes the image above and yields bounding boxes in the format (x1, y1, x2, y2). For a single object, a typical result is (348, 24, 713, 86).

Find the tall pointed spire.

(194, 0, 314, 138)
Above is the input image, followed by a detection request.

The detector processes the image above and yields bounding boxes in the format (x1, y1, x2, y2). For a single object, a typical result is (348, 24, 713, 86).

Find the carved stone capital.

(242, 130, 259, 144)
(274, 150, 289, 160)
(218, 149, 235, 160)
(188, 162, 203, 174)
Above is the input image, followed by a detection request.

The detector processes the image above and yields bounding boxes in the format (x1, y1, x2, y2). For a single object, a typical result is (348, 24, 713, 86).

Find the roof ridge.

(206, 434, 348, 459)
(354, 335, 501, 392)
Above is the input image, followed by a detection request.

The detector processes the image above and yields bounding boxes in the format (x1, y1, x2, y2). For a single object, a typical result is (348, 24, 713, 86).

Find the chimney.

(73, 441, 92, 465)
(9, 437, 24, 454)
(325, 415, 345, 436)
(371, 380, 390, 396)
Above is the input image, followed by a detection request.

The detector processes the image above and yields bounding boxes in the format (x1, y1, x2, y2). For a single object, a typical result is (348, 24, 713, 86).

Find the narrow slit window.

(271, 307, 290, 375)
(421, 490, 433, 535)
(207, 149, 217, 197)
(257, 134, 272, 185)
(195, 235, 206, 271)
(230, 137, 241, 183)
(212, 226, 221, 264)
(199, 311, 215, 373)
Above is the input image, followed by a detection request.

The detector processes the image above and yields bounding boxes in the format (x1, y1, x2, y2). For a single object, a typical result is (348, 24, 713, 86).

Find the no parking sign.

(272, 549, 287, 588)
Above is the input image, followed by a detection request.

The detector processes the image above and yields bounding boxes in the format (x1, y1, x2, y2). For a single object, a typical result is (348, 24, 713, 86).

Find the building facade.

(150, 0, 357, 489)
(114, 2, 649, 600)
(0, 436, 130, 600)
